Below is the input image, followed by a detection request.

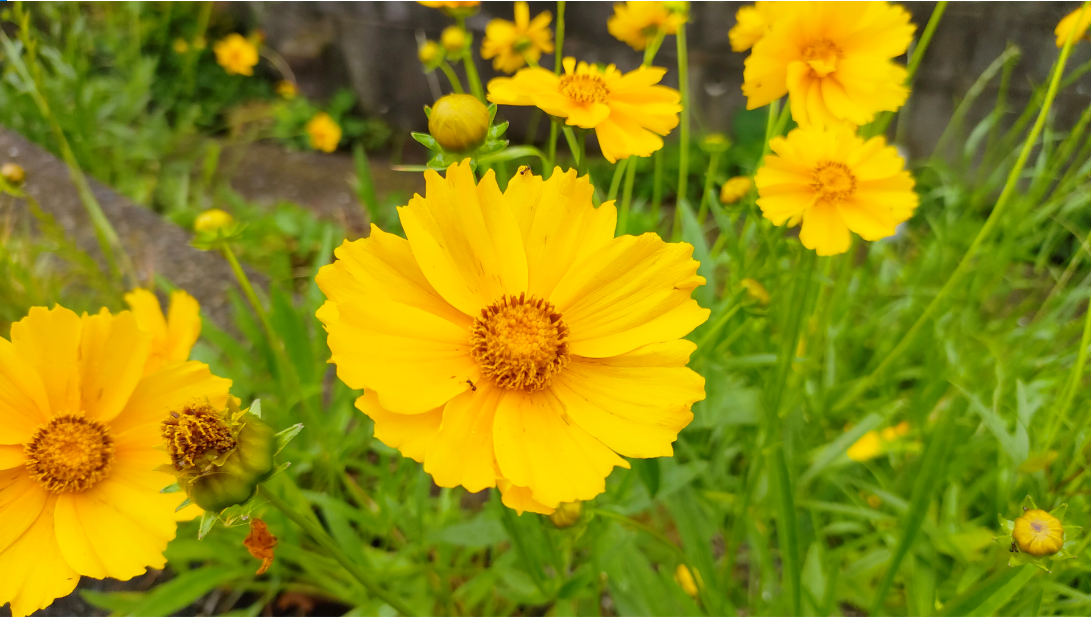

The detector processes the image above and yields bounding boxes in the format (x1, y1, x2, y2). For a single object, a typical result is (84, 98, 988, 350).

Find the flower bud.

(739, 277, 769, 305)
(674, 564, 700, 597)
(419, 40, 441, 66)
(276, 80, 297, 99)
(428, 94, 490, 152)
(194, 208, 235, 233)
(1013, 509, 1065, 557)
(700, 132, 731, 153)
(441, 25, 468, 54)
(720, 176, 752, 205)
(1, 162, 26, 186)
(548, 501, 582, 528)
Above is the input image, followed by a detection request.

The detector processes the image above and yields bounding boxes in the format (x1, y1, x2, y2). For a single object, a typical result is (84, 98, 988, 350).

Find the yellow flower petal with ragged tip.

(316, 161, 708, 514)
(755, 124, 918, 256)
(125, 289, 202, 376)
(0, 305, 231, 616)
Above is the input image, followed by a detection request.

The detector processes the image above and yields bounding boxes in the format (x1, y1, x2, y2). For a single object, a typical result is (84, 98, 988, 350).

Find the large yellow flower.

(729, 1, 775, 52)
(754, 124, 918, 256)
(125, 289, 201, 376)
(0, 306, 231, 616)
(488, 58, 682, 162)
(316, 162, 707, 514)
(607, 1, 686, 51)
(213, 34, 259, 76)
(742, 1, 915, 127)
(1056, 7, 1091, 48)
(481, 2, 554, 74)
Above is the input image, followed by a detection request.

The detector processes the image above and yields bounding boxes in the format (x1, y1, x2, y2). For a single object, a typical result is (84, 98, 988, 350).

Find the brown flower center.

(470, 293, 570, 392)
(162, 403, 237, 471)
(801, 38, 842, 77)
(560, 74, 610, 104)
(25, 414, 114, 493)
(811, 161, 856, 202)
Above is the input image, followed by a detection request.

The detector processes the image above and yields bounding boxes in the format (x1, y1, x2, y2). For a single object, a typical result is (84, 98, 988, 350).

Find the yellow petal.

(109, 361, 232, 445)
(10, 306, 82, 418)
(550, 233, 709, 358)
(78, 311, 152, 424)
(124, 288, 168, 351)
(497, 477, 554, 515)
(398, 163, 529, 316)
(0, 469, 48, 554)
(424, 383, 504, 492)
(552, 340, 703, 458)
(0, 444, 25, 469)
(799, 201, 851, 256)
(837, 198, 899, 241)
(0, 497, 79, 617)
(324, 294, 477, 415)
(0, 337, 50, 445)
(164, 290, 201, 366)
(355, 390, 443, 463)
(505, 168, 617, 299)
(493, 389, 628, 508)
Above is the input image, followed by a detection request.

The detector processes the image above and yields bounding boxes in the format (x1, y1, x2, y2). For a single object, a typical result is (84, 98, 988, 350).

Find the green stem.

(642, 30, 666, 67)
(618, 155, 638, 235)
(221, 241, 277, 347)
(462, 54, 486, 102)
(834, 6, 1085, 412)
(673, 21, 691, 240)
(437, 61, 465, 94)
(607, 158, 629, 202)
(867, 1, 947, 137)
(762, 99, 781, 159)
(652, 150, 664, 231)
(546, 1, 566, 174)
(697, 151, 720, 225)
(1046, 284, 1091, 452)
(588, 509, 686, 562)
(259, 486, 417, 616)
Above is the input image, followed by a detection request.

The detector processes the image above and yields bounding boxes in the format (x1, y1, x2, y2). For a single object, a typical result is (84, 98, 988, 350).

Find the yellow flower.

(548, 501, 583, 528)
(720, 176, 752, 204)
(306, 112, 342, 153)
(674, 564, 700, 597)
(729, 2, 775, 52)
(213, 33, 259, 76)
(419, 40, 442, 66)
(1013, 509, 1065, 557)
(608, 1, 686, 51)
(316, 162, 708, 515)
(1056, 7, 1091, 47)
(124, 289, 202, 376)
(173, 38, 189, 54)
(441, 25, 468, 55)
(847, 421, 909, 462)
(488, 57, 682, 162)
(754, 124, 917, 256)
(742, 2, 915, 127)
(276, 80, 297, 99)
(429, 94, 491, 152)
(0, 305, 231, 616)
(481, 1, 554, 74)
(194, 208, 235, 233)
(419, 0, 480, 17)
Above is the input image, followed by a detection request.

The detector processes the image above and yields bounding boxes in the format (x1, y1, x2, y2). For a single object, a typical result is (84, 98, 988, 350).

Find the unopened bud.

(1, 162, 25, 186)
(441, 25, 468, 54)
(428, 93, 490, 152)
(720, 176, 752, 205)
(548, 501, 582, 528)
(194, 208, 235, 233)
(419, 40, 441, 65)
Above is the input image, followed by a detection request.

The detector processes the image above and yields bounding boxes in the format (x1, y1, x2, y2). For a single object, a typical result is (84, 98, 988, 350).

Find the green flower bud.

(428, 94, 490, 152)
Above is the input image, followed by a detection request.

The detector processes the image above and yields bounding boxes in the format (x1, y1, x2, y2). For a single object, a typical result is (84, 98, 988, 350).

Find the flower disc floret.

(25, 415, 115, 493)
(470, 293, 570, 392)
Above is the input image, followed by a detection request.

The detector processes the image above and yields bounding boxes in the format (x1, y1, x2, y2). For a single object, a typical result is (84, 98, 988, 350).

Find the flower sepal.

(996, 496, 1082, 571)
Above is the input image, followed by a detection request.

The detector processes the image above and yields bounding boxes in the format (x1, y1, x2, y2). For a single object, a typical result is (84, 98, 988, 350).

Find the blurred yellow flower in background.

(194, 208, 234, 233)
(275, 80, 297, 99)
(306, 112, 342, 153)
(481, 1, 554, 74)
(1013, 509, 1065, 557)
(608, 1, 686, 51)
(213, 33, 259, 76)
(847, 421, 910, 462)
(173, 38, 189, 54)
(720, 176, 752, 204)
(419, 0, 480, 17)
(742, 1, 915, 127)
(124, 288, 202, 376)
(441, 25, 468, 54)
(488, 57, 682, 162)
(729, 1, 775, 52)
(0, 305, 231, 616)
(674, 564, 701, 597)
(316, 162, 707, 515)
(755, 124, 918, 256)
(1056, 6, 1091, 47)
(419, 40, 442, 66)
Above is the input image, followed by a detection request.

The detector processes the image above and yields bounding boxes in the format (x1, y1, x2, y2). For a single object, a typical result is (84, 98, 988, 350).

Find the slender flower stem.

(672, 21, 691, 241)
(546, 1, 566, 173)
(697, 151, 720, 224)
(834, 2, 1086, 413)
(868, 1, 947, 137)
(618, 155, 638, 235)
(221, 241, 278, 347)
(438, 61, 465, 94)
(643, 30, 666, 66)
(652, 150, 664, 231)
(607, 158, 629, 201)
(259, 486, 417, 617)
(1048, 284, 1091, 454)
(461, 55, 486, 102)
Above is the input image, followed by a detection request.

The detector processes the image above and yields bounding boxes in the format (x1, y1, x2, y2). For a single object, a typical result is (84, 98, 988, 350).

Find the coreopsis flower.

(419, 0, 480, 18)
(481, 1, 554, 74)
(306, 112, 342, 153)
(1013, 509, 1065, 557)
(213, 33, 259, 76)
(1056, 6, 1091, 47)
(608, 1, 686, 51)
(729, 2, 775, 52)
(316, 162, 707, 514)
(754, 124, 918, 256)
(742, 2, 915, 127)
(0, 305, 231, 616)
(488, 57, 682, 162)
(429, 94, 491, 152)
(125, 289, 201, 376)
(720, 176, 752, 204)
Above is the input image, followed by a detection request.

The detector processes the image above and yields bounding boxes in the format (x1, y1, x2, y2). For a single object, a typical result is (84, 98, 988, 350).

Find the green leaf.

(676, 198, 714, 309)
(121, 566, 250, 617)
(198, 510, 217, 540)
(275, 423, 305, 455)
(431, 516, 509, 548)
(411, 131, 438, 150)
(160, 482, 181, 494)
(248, 399, 262, 420)
(632, 458, 660, 499)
